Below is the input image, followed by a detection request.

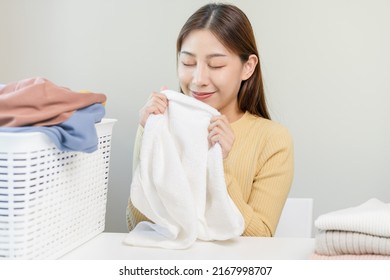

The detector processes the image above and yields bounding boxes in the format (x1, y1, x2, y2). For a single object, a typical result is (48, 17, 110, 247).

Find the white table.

(60, 232, 315, 260)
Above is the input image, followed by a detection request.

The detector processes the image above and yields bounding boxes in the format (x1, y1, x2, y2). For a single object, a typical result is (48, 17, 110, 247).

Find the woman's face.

(178, 29, 251, 118)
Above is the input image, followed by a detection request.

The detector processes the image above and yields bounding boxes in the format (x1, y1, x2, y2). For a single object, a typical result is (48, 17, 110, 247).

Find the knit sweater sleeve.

(224, 126, 294, 237)
(126, 125, 150, 230)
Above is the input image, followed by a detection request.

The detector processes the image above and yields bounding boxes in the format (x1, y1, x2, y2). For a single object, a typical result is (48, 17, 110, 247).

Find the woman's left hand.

(208, 115, 235, 159)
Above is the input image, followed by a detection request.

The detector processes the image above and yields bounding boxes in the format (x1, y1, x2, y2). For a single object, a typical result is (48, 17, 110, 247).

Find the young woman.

(127, 3, 294, 237)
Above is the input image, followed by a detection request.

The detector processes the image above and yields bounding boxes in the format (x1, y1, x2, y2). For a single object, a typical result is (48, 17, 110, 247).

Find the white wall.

(1, 0, 389, 234)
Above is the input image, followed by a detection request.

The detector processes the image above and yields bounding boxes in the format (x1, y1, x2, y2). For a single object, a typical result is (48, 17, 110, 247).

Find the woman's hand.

(139, 92, 168, 127)
(208, 115, 235, 159)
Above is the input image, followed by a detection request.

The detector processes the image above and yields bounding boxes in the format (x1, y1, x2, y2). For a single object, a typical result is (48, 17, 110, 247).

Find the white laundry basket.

(0, 118, 116, 259)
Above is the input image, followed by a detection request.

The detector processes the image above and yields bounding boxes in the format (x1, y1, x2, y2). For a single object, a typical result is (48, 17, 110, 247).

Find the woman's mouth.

(191, 91, 214, 100)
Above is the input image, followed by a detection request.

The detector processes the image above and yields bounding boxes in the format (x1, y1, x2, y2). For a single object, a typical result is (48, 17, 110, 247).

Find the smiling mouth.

(191, 91, 214, 100)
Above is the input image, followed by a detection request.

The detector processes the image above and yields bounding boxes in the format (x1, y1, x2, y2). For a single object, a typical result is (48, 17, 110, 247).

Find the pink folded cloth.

(0, 77, 106, 127)
(310, 253, 390, 260)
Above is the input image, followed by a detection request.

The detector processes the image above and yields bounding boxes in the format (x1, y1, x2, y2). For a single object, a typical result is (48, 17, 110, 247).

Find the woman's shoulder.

(240, 111, 292, 138)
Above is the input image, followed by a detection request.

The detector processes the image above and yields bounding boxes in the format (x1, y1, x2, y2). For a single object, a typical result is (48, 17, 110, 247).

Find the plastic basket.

(0, 118, 116, 259)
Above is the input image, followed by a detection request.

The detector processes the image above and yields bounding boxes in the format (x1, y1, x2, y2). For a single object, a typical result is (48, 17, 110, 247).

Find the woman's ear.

(241, 54, 258, 81)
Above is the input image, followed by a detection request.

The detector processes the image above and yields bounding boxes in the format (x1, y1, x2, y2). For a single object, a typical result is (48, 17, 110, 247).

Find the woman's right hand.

(139, 92, 169, 127)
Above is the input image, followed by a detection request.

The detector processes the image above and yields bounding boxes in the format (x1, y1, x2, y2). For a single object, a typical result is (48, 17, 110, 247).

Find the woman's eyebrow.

(180, 51, 195, 57)
(180, 51, 227, 59)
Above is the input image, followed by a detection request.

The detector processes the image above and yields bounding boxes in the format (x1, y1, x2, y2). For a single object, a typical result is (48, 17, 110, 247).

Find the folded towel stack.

(312, 198, 390, 259)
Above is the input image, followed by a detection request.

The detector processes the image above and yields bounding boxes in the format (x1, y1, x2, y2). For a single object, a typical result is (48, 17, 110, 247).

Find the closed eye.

(182, 62, 196, 67)
(209, 65, 225, 69)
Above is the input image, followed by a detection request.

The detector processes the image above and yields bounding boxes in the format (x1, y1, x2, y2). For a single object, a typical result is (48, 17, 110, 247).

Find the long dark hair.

(176, 3, 270, 119)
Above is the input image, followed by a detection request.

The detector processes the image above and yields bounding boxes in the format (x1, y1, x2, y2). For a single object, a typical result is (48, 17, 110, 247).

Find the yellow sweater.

(126, 111, 294, 237)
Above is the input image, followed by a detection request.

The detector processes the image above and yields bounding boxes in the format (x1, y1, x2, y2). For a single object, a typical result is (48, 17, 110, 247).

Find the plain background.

(1, 0, 389, 234)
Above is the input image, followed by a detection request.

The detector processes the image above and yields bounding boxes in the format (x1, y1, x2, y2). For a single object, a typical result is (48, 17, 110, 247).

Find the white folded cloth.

(314, 198, 390, 237)
(124, 90, 244, 249)
(315, 230, 390, 256)
(310, 253, 390, 260)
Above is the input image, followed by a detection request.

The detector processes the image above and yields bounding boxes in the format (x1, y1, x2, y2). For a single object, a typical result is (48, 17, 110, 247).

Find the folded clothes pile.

(312, 198, 390, 259)
(0, 77, 107, 152)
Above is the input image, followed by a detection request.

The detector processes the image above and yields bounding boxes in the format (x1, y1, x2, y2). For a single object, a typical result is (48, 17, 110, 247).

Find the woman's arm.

(224, 128, 294, 236)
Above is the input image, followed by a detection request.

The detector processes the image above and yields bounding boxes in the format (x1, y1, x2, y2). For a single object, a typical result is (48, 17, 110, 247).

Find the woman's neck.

(221, 106, 245, 123)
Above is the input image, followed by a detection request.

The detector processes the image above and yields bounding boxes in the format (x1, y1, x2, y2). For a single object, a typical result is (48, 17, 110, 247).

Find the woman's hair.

(177, 3, 270, 119)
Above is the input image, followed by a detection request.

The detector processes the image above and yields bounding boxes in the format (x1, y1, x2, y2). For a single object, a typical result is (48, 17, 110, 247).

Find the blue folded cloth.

(0, 103, 105, 153)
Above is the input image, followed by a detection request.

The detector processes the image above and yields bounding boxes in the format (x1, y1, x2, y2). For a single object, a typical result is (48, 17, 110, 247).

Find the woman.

(127, 3, 294, 237)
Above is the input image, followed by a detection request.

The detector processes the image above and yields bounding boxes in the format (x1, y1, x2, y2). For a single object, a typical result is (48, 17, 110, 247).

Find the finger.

(208, 119, 230, 133)
(139, 92, 169, 127)
(150, 93, 168, 107)
(209, 135, 231, 159)
(208, 126, 223, 140)
(210, 115, 229, 124)
(209, 134, 221, 146)
(148, 103, 166, 115)
(149, 99, 168, 112)
(146, 96, 168, 114)
(208, 128, 229, 145)
(208, 126, 232, 157)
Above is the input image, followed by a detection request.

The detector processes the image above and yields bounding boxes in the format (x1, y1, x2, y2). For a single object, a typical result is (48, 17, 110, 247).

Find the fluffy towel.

(314, 198, 390, 237)
(315, 230, 390, 256)
(124, 90, 244, 249)
(0, 77, 106, 127)
(0, 103, 105, 153)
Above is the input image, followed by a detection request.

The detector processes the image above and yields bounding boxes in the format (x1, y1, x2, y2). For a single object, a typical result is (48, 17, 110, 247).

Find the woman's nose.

(192, 64, 209, 86)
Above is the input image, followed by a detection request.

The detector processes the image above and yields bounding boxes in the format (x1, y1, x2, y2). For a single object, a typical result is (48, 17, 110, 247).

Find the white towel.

(124, 90, 244, 249)
(314, 198, 390, 237)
